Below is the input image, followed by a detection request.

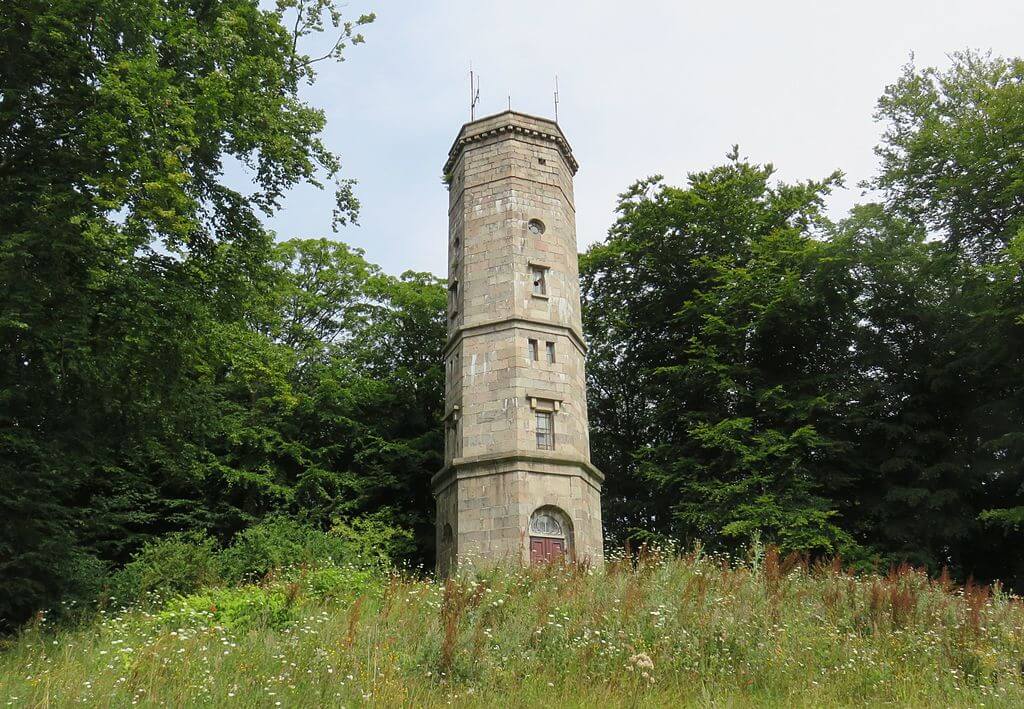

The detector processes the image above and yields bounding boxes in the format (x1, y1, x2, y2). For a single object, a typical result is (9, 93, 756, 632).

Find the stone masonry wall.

(434, 111, 603, 571)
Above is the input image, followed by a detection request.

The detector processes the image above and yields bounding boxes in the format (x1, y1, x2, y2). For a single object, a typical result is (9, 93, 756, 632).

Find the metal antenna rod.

(469, 64, 480, 120)
(554, 75, 559, 122)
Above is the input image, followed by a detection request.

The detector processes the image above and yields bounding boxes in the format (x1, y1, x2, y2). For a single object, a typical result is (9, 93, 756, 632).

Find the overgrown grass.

(3, 547, 1024, 707)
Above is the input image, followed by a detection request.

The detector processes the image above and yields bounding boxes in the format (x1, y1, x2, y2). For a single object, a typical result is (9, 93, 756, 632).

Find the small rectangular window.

(536, 411, 554, 450)
(528, 339, 539, 361)
(531, 266, 547, 296)
(545, 342, 556, 363)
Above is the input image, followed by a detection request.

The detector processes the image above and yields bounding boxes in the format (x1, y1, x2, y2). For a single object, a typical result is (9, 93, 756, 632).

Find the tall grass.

(2, 548, 1023, 707)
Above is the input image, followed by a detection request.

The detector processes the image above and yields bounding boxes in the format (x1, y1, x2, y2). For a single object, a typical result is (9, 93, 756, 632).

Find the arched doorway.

(529, 507, 573, 564)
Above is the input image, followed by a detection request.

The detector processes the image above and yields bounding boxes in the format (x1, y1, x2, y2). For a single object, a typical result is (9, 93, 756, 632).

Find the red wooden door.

(530, 537, 565, 564)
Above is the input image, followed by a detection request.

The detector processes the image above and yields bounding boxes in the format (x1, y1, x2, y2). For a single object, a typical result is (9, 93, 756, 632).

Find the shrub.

(329, 510, 415, 567)
(219, 517, 349, 583)
(106, 532, 222, 607)
(220, 514, 414, 583)
(157, 586, 294, 632)
(305, 565, 384, 603)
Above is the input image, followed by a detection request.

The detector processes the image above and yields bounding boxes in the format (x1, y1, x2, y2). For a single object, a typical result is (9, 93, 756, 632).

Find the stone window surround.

(445, 352, 460, 384)
(530, 397, 561, 451)
(529, 261, 551, 299)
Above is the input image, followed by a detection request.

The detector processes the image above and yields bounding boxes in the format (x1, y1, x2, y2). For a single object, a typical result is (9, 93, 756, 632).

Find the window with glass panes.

(535, 411, 554, 450)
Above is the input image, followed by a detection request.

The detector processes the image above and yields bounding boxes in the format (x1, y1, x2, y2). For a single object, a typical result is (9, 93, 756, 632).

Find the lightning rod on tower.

(554, 75, 560, 123)
(469, 65, 480, 120)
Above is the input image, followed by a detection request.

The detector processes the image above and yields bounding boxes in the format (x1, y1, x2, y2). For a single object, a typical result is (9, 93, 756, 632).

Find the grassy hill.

(2, 548, 1023, 707)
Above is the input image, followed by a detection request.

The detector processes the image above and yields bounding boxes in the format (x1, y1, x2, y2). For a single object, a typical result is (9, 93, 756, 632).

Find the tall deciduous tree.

(870, 51, 1024, 585)
(0, 0, 372, 628)
(581, 154, 861, 557)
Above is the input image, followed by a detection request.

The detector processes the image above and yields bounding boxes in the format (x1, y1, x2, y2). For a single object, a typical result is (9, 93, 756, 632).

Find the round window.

(528, 219, 546, 235)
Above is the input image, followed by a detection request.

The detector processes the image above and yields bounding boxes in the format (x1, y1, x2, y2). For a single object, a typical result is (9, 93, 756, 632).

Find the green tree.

(831, 206, 984, 571)
(197, 239, 444, 564)
(869, 51, 1024, 585)
(873, 51, 1024, 262)
(582, 154, 860, 556)
(0, 0, 372, 628)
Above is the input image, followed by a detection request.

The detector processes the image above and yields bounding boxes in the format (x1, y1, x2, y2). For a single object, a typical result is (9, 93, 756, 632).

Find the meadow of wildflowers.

(2, 547, 1023, 707)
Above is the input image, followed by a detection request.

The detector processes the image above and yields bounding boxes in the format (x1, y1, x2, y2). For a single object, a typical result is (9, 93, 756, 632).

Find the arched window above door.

(530, 511, 564, 538)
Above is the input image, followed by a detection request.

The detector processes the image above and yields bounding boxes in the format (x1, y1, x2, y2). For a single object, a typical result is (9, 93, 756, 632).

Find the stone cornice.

(443, 317, 588, 357)
(443, 110, 579, 177)
(431, 450, 605, 494)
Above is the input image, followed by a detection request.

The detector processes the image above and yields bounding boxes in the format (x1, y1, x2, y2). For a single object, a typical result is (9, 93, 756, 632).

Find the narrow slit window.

(536, 411, 554, 450)
(531, 266, 547, 296)
(545, 342, 556, 363)
(528, 339, 539, 361)
(448, 279, 459, 318)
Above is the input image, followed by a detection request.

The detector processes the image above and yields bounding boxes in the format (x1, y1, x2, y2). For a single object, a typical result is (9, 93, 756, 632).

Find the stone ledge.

(443, 317, 588, 357)
(431, 450, 605, 494)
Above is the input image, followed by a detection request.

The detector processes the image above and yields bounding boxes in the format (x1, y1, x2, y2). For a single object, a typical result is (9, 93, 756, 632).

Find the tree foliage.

(582, 52, 1024, 585)
(0, 0, 403, 631)
(582, 156, 859, 557)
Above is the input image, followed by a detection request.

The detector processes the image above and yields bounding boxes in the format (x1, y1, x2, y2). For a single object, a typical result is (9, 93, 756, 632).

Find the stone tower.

(432, 111, 604, 574)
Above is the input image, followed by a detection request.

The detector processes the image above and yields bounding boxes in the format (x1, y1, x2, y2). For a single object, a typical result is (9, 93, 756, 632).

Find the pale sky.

(252, 0, 1024, 276)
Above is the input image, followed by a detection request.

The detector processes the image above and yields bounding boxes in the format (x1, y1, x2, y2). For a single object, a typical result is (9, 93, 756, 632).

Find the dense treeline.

(1, 0, 1022, 631)
(0, 0, 447, 630)
(582, 52, 1024, 587)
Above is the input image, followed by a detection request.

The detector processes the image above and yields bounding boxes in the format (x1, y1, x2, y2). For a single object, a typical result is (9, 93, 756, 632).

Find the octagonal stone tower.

(432, 111, 604, 575)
